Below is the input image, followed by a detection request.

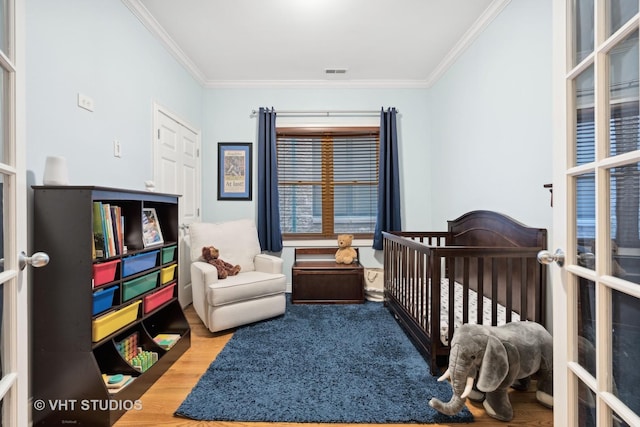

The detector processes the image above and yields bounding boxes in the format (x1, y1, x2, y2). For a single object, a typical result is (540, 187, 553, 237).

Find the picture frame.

(142, 207, 164, 247)
(218, 142, 252, 200)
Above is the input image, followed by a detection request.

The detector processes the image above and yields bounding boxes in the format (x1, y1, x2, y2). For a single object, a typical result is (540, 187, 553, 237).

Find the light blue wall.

(26, 0, 203, 190)
(202, 87, 431, 229)
(428, 0, 553, 232)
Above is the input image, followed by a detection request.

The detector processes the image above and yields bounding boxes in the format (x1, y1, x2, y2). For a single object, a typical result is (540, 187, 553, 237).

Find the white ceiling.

(125, 0, 508, 88)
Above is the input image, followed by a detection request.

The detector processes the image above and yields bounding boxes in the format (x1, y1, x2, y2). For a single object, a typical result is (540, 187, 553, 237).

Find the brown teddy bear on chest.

(201, 246, 241, 279)
(335, 234, 357, 264)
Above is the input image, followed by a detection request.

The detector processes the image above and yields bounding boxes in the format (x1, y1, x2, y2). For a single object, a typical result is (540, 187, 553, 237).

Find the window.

(277, 127, 379, 238)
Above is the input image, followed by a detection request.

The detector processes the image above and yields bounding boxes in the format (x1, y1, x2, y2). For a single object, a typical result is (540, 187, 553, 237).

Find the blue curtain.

(373, 107, 401, 250)
(257, 107, 283, 252)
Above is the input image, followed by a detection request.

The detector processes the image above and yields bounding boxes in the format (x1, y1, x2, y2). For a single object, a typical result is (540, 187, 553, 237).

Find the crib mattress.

(391, 279, 521, 346)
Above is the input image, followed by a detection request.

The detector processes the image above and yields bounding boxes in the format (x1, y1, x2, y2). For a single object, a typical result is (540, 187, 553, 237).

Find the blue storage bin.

(122, 250, 159, 277)
(93, 285, 117, 316)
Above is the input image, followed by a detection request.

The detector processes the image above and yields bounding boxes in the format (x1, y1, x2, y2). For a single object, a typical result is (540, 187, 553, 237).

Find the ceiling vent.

(324, 68, 348, 79)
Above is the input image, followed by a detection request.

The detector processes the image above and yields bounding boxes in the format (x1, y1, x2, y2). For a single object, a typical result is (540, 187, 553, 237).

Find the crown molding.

(425, 0, 511, 87)
(122, 0, 207, 86)
(203, 79, 431, 89)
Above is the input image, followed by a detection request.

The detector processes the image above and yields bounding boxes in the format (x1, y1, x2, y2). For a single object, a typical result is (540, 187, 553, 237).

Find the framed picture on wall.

(217, 142, 252, 200)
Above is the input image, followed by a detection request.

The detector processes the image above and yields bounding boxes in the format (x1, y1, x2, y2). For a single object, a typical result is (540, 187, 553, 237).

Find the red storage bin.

(93, 259, 120, 288)
(143, 282, 176, 314)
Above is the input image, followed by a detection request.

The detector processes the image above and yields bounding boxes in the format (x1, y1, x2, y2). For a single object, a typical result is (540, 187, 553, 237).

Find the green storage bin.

(161, 245, 177, 264)
(122, 271, 159, 302)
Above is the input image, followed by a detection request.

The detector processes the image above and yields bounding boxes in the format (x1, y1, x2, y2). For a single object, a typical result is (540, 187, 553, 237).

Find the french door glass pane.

(578, 377, 597, 427)
(611, 289, 640, 415)
(607, 0, 638, 37)
(608, 30, 639, 158)
(0, 0, 5, 56)
(576, 173, 596, 266)
(575, 65, 595, 166)
(578, 278, 596, 377)
(574, 0, 595, 65)
(0, 69, 4, 165)
(612, 409, 631, 427)
(0, 175, 3, 274)
(0, 282, 3, 381)
(610, 164, 640, 281)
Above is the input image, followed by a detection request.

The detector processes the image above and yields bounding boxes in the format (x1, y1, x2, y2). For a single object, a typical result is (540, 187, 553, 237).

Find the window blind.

(276, 128, 379, 237)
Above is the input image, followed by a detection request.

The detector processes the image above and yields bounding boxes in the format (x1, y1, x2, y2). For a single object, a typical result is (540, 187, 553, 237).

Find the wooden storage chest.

(291, 247, 364, 304)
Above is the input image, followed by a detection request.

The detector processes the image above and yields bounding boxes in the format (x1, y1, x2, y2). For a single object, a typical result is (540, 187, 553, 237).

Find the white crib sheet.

(438, 279, 520, 345)
(392, 279, 521, 346)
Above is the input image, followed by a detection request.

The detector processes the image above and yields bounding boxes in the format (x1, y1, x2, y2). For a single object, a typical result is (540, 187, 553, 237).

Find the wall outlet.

(113, 140, 122, 158)
(78, 93, 94, 112)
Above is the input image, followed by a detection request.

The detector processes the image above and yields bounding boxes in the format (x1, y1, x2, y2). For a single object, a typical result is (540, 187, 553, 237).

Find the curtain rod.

(250, 109, 396, 117)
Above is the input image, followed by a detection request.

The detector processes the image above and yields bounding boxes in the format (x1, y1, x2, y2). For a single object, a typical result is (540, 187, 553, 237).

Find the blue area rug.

(175, 301, 473, 423)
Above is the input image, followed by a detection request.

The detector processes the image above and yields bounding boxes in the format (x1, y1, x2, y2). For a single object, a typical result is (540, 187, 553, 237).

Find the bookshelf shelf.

(32, 186, 190, 426)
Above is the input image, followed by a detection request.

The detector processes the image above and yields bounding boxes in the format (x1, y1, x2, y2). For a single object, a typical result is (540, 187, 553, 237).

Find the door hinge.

(157, 129, 160, 139)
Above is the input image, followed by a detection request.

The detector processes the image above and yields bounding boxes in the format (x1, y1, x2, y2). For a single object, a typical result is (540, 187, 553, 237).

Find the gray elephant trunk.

(429, 345, 475, 415)
(429, 392, 467, 415)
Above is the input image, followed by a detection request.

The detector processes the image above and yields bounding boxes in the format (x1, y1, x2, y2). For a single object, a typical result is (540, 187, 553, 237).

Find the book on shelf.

(103, 204, 116, 257)
(102, 374, 134, 393)
(142, 207, 164, 247)
(92, 202, 106, 259)
(92, 202, 125, 259)
(153, 333, 181, 350)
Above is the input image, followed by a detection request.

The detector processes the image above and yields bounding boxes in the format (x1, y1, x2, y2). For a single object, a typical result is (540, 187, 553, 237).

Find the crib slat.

(506, 258, 513, 322)
(476, 259, 484, 325)
(491, 258, 498, 326)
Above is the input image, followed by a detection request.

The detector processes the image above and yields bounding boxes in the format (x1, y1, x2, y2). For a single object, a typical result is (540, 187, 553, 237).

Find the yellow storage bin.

(92, 300, 141, 342)
(160, 264, 177, 285)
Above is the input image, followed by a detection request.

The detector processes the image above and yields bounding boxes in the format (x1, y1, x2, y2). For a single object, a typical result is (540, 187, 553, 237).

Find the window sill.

(283, 239, 373, 248)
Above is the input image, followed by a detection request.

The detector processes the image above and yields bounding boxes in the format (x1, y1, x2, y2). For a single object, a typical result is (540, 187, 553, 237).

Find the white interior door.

(552, 1, 640, 425)
(153, 105, 201, 307)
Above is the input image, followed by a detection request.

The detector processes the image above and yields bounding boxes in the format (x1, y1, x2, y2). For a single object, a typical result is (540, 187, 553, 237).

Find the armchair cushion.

(190, 219, 261, 272)
(207, 270, 285, 306)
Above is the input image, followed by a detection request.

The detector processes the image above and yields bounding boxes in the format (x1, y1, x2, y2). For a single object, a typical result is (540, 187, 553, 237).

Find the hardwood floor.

(115, 305, 554, 427)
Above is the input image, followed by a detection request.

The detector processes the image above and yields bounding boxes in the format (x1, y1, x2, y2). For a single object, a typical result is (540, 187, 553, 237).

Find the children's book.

(153, 333, 181, 350)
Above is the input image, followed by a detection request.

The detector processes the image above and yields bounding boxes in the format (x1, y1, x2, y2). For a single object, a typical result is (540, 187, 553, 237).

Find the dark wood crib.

(382, 210, 548, 374)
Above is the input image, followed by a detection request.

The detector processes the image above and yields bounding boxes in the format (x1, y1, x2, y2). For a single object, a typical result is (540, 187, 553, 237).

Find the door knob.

(537, 249, 565, 267)
(19, 251, 50, 271)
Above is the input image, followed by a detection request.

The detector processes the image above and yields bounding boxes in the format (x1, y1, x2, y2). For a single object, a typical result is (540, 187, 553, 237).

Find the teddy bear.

(335, 234, 357, 264)
(201, 246, 241, 279)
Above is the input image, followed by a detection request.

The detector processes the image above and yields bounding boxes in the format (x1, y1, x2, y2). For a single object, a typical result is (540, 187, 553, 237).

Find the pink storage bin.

(93, 259, 120, 288)
(143, 282, 176, 314)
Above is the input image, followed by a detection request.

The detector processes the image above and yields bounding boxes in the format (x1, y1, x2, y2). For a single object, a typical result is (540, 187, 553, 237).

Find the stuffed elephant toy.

(429, 322, 553, 422)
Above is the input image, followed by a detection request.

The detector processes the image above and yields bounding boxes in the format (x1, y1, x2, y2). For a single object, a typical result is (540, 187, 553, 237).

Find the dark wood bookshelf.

(31, 186, 190, 426)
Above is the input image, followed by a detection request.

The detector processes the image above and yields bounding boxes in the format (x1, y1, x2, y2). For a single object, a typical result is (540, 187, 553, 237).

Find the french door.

(0, 0, 28, 425)
(552, 0, 640, 425)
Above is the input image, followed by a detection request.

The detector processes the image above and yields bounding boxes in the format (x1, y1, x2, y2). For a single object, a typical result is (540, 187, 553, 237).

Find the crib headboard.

(446, 210, 547, 324)
(447, 210, 547, 248)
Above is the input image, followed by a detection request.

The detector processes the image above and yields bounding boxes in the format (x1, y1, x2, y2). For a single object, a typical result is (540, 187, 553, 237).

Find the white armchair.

(189, 219, 286, 333)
